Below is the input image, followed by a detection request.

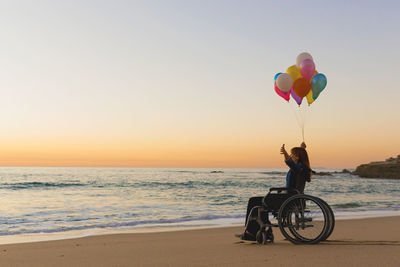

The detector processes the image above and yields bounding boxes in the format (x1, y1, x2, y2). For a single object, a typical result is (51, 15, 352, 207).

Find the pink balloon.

(274, 82, 290, 102)
(300, 59, 316, 80)
(290, 89, 303, 105)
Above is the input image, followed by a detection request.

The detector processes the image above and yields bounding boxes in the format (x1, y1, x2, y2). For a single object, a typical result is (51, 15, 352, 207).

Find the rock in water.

(353, 155, 400, 179)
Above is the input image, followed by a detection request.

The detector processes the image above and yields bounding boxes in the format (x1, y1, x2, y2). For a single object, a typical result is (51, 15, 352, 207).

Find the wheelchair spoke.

(278, 195, 329, 244)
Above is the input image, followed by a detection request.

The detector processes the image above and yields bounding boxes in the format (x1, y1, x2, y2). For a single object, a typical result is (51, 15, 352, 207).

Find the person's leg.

(238, 196, 264, 241)
(245, 196, 263, 225)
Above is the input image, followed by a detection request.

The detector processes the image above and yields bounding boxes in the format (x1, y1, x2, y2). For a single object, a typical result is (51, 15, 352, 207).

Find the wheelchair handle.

(269, 187, 300, 194)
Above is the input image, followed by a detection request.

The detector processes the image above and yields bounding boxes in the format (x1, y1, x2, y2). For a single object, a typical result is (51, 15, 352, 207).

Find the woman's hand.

(280, 144, 286, 155)
(280, 144, 290, 161)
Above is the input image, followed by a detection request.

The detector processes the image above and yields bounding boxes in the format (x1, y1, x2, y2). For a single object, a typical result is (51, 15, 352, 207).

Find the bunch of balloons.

(274, 52, 327, 105)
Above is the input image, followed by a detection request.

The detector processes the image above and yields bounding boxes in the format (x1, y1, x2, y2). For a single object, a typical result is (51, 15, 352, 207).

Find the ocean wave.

(0, 214, 244, 236)
(0, 179, 279, 190)
(132, 180, 273, 189)
(1, 181, 87, 190)
(332, 202, 363, 209)
(133, 181, 212, 188)
(0, 167, 398, 240)
(258, 171, 287, 175)
(0, 180, 262, 190)
(165, 170, 205, 174)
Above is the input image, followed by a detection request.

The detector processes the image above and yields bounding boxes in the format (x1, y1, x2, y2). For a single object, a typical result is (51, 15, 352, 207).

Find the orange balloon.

(293, 78, 311, 97)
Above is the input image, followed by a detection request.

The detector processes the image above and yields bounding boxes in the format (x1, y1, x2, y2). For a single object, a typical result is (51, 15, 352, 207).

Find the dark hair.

(291, 147, 312, 182)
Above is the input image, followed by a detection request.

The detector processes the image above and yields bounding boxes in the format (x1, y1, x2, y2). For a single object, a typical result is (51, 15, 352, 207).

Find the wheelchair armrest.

(269, 187, 287, 193)
(269, 187, 300, 194)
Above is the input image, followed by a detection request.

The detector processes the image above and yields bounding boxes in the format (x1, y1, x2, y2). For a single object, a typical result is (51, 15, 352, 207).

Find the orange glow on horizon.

(0, 136, 397, 168)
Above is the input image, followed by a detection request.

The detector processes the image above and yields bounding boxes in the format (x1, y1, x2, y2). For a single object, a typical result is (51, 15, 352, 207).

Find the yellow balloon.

(306, 90, 315, 105)
(286, 65, 302, 82)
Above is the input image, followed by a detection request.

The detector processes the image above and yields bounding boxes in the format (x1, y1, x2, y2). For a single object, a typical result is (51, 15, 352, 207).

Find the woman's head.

(290, 147, 310, 168)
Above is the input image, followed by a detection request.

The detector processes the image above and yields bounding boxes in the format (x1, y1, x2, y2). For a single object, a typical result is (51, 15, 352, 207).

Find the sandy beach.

(0, 216, 398, 267)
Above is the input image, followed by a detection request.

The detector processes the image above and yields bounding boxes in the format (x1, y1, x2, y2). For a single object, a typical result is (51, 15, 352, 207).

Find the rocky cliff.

(353, 155, 400, 179)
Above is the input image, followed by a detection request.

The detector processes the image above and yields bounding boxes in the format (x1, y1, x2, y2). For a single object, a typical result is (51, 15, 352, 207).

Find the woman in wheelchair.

(236, 142, 312, 241)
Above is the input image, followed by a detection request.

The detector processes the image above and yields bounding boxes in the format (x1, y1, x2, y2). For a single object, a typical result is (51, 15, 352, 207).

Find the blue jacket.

(285, 158, 310, 193)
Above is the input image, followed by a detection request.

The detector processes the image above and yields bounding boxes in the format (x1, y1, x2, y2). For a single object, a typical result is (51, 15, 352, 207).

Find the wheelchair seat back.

(263, 188, 299, 211)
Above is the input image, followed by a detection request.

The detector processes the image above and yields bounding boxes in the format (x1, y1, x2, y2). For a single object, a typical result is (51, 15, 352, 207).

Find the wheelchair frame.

(245, 187, 335, 245)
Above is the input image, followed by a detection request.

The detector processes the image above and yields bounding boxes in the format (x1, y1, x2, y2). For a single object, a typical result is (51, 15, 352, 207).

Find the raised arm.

(281, 144, 304, 171)
(280, 144, 290, 161)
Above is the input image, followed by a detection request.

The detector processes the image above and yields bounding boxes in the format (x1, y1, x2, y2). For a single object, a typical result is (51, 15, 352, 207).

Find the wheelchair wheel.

(256, 228, 274, 245)
(278, 195, 329, 244)
(314, 197, 335, 241)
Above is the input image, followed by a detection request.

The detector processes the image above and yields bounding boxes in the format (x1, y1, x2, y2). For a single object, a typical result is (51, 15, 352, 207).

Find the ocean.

(0, 167, 399, 243)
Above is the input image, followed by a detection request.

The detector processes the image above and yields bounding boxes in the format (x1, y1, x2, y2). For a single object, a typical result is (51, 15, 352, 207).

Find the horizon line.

(0, 165, 347, 169)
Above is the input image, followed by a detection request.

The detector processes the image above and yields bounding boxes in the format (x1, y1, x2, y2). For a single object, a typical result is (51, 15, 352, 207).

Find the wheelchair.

(245, 187, 335, 245)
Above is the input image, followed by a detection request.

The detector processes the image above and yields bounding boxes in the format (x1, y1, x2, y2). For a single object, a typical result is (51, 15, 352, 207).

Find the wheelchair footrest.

(265, 223, 278, 227)
(297, 217, 312, 223)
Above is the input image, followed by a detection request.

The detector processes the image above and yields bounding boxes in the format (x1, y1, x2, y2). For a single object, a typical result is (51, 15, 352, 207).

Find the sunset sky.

(0, 0, 399, 168)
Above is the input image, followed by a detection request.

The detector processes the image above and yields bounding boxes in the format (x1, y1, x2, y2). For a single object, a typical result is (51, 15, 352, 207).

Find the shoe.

(234, 233, 244, 239)
(235, 231, 256, 241)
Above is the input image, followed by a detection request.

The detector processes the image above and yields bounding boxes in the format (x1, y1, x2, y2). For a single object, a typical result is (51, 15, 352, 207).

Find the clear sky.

(0, 0, 399, 168)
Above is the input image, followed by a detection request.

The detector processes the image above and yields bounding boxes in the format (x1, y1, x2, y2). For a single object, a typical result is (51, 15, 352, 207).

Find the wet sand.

(0, 216, 399, 266)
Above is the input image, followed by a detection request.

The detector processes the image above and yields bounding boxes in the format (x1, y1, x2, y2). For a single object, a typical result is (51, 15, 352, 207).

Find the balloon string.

(299, 105, 305, 143)
(287, 101, 301, 129)
(300, 104, 307, 142)
(287, 101, 303, 139)
(288, 101, 306, 142)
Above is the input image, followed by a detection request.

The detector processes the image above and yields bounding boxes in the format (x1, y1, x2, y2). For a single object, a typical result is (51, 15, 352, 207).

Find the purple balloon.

(300, 59, 315, 80)
(291, 89, 303, 106)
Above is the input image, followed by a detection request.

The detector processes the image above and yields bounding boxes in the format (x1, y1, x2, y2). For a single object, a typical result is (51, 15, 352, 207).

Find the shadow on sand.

(320, 240, 400, 246)
(234, 240, 400, 246)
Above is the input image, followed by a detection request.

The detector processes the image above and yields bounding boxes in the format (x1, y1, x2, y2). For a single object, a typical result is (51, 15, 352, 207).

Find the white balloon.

(296, 52, 313, 68)
(276, 73, 293, 93)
